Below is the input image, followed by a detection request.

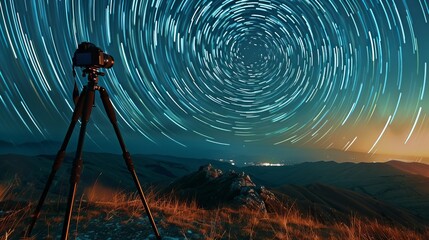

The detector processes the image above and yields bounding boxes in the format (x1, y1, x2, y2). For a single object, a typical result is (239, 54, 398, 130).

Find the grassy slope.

(1, 188, 429, 240)
(1, 154, 429, 239)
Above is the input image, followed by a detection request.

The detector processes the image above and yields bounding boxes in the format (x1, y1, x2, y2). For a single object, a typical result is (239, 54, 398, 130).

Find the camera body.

(73, 42, 114, 68)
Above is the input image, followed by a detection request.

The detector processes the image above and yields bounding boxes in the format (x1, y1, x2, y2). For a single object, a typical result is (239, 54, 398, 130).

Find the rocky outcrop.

(166, 164, 281, 213)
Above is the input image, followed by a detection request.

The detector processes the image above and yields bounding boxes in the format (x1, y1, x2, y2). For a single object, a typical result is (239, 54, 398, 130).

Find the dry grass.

(0, 184, 10, 202)
(0, 176, 20, 202)
(336, 216, 429, 240)
(151, 191, 429, 240)
(111, 190, 425, 240)
(1, 184, 429, 240)
(0, 179, 32, 240)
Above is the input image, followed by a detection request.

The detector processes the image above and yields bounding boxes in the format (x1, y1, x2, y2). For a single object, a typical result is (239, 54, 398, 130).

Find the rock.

(167, 164, 279, 213)
(199, 164, 222, 179)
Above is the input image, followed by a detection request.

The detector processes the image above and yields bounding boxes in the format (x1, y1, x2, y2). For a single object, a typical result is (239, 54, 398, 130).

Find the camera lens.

(103, 53, 114, 68)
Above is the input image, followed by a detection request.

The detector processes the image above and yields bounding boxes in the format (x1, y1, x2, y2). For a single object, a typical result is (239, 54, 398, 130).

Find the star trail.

(1, 0, 429, 159)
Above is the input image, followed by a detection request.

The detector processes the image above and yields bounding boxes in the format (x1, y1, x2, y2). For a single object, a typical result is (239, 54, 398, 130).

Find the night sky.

(1, 0, 429, 161)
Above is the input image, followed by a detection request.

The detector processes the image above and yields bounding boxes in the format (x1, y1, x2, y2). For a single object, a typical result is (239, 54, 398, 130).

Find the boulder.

(166, 164, 280, 212)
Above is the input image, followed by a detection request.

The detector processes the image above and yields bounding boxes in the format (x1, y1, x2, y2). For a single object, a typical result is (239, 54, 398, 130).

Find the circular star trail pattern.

(1, 0, 429, 154)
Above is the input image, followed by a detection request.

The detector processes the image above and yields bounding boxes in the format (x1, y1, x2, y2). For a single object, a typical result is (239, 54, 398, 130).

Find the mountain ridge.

(1, 152, 429, 227)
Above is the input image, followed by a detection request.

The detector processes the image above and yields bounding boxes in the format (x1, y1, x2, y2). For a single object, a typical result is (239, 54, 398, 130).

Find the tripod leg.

(24, 87, 87, 238)
(99, 87, 161, 240)
(61, 86, 95, 240)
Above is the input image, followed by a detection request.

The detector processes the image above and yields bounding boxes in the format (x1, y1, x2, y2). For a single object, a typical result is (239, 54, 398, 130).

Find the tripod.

(24, 68, 161, 240)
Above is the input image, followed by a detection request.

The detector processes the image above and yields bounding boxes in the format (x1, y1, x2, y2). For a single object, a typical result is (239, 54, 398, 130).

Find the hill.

(387, 160, 429, 178)
(0, 152, 234, 199)
(245, 161, 429, 220)
(1, 153, 429, 235)
(166, 164, 427, 230)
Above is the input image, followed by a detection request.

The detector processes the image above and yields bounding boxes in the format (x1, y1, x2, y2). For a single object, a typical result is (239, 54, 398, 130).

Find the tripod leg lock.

(70, 158, 83, 184)
(53, 150, 66, 171)
(123, 151, 135, 172)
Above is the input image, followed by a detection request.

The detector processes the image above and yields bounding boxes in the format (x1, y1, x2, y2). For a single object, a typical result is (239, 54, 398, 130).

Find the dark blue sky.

(1, 0, 429, 161)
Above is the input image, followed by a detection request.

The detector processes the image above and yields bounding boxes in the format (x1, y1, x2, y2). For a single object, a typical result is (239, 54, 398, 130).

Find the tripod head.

(82, 67, 105, 84)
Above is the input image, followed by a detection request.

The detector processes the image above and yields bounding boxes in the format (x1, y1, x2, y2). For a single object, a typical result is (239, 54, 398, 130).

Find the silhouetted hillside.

(0, 140, 61, 155)
(274, 183, 426, 229)
(0, 152, 235, 199)
(166, 164, 427, 230)
(1, 153, 429, 228)
(387, 160, 429, 178)
(245, 161, 429, 220)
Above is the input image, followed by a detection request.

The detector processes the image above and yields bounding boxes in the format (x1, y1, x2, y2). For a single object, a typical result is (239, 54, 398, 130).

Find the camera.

(73, 42, 114, 68)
